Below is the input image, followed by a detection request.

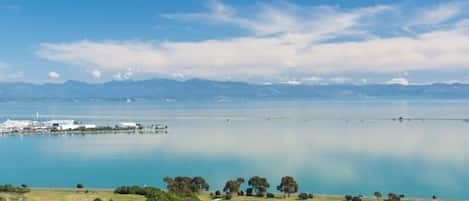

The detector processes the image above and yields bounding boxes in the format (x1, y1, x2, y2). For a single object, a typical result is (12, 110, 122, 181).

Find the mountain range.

(1, 78, 469, 100)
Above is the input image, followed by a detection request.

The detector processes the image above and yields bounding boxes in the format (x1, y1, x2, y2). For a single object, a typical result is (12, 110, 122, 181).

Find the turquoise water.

(1, 100, 469, 199)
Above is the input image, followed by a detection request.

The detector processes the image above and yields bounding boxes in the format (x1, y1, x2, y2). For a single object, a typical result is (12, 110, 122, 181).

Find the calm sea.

(1, 99, 469, 199)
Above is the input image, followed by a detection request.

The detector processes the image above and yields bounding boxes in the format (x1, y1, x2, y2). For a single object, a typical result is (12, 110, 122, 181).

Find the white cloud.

(35, 2, 469, 83)
(90, 69, 101, 79)
(409, 2, 464, 27)
(282, 80, 302, 85)
(113, 68, 133, 80)
(386, 77, 409, 85)
(330, 77, 352, 84)
(301, 76, 323, 83)
(48, 71, 60, 79)
(360, 78, 368, 84)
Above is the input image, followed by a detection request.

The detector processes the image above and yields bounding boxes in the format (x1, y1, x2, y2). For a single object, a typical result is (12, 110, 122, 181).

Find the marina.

(0, 115, 168, 135)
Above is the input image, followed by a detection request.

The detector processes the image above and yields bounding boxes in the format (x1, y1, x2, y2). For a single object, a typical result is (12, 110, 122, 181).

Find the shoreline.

(8, 188, 454, 201)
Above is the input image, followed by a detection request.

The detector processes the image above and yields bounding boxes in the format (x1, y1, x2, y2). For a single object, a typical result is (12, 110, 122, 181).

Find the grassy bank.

(0, 189, 359, 201)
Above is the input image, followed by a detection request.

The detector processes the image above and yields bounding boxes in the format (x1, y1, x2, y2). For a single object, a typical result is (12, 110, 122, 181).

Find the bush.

(266, 193, 275, 198)
(93, 198, 103, 201)
(114, 186, 161, 196)
(298, 193, 309, 200)
(76, 184, 84, 189)
(0, 184, 31, 194)
(352, 196, 362, 201)
(246, 188, 253, 196)
(256, 191, 265, 197)
(238, 190, 244, 196)
(308, 194, 314, 199)
(345, 195, 353, 201)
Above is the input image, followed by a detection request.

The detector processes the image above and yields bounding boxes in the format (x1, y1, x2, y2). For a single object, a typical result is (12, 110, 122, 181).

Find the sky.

(2, 0, 469, 85)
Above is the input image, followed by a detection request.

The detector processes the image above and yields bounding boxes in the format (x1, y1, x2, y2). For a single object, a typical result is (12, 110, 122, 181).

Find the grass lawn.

(21, 189, 145, 201)
(0, 190, 359, 201)
(199, 192, 350, 201)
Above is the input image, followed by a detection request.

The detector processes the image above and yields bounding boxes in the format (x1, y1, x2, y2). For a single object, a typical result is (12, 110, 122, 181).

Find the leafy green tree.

(163, 177, 202, 201)
(191, 176, 209, 192)
(223, 177, 245, 193)
(276, 176, 298, 197)
(248, 176, 270, 196)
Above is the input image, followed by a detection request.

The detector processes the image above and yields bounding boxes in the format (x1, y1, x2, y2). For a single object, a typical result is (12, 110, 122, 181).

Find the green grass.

(1, 190, 362, 201)
(2, 189, 147, 201)
(199, 192, 352, 201)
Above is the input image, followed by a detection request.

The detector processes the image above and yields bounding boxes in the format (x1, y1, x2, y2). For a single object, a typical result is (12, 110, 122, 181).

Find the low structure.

(0, 119, 166, 135)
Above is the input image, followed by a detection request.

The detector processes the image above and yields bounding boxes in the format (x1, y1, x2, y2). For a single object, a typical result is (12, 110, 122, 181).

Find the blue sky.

(2, 0, 469, 85)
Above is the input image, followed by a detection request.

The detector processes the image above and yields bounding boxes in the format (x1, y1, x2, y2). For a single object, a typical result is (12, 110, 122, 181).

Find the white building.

(118, 122, 138, 128)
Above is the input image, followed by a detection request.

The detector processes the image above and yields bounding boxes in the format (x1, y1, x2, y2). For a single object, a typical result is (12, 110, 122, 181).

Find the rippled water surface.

(1, 100, 469, 199)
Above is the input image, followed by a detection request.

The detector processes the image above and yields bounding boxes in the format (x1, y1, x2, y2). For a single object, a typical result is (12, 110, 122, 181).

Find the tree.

(374, 192, 382, 201)
(276, 176, 298, 197)
(223, 177, 245, 193)
(164, 176, 209, 193)
(248, 176, 270, 196)
(191, 177, 209, 192)
(163, 177, 202, 201)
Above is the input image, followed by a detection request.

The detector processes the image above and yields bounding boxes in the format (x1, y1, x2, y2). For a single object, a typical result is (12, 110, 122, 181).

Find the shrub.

(76, 184, 84, 189)
(352, 196, 362, 201)
(0, 184, 30, 194)
(298, 193, 309, 200)
(93, 198, 103, 201)
(308, 194, 314, 199)
(266, 193, 275, 198)
(246, 188, 253, 196)
(256, 191, 265, 197)
(215, 190, 222, 196)
(345, 195, 353, 201)
(238, 190, 244, 196)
